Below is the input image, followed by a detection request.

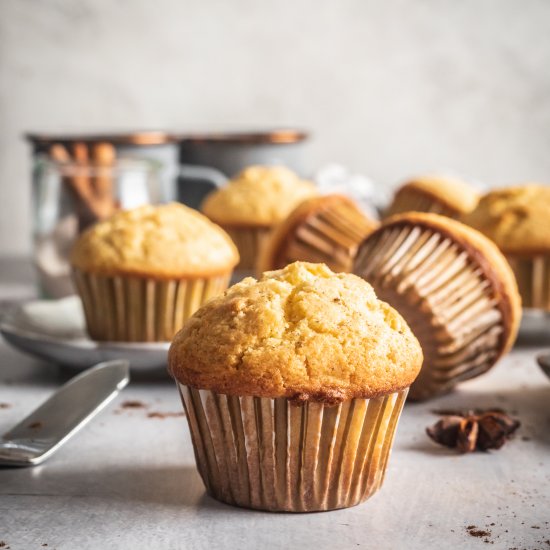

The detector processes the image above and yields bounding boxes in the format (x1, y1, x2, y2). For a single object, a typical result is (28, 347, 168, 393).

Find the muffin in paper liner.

(259, 195, 378, 274)
(201, 166, 319, 273)
(222, 226, 272, 272)
(460, 185, 550, 313)
(385, 176, 479, 220)
(169, 262, 423, 512)
(73, 270, 231, 342)
(70, 203, 239, 342)
(385, 190, 456, 218)
(178, 384, 408, 512)
(353, 213, 521, 401)
(505, 255, 550, 311)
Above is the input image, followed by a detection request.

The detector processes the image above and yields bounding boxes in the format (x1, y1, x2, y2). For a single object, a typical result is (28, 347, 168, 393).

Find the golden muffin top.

(71, 203, 239, 278)
(394, 175, 480, 215)
(169, 261, 423, 402)
(201, 165, 318, 227)
(461, 185, 550, 255)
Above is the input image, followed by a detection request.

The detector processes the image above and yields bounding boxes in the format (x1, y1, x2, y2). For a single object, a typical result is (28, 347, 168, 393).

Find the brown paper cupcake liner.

(178, 384, 408, 512)
(261, 198, 377, 274)
(73, 270, 231, 342)
(355, 225, 506, 400)
(385, 191, 458, 219)
(222, 226, 272, 272)
(281, 201, 375, 273)
(506, 255, 550, 311)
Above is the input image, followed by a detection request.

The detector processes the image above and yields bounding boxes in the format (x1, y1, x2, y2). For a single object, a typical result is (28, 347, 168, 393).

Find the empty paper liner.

(73, 270, 230, 342)
(354, 224, 508, 401)
(261, 196, 377, 274)
(178, 385, 408, 512)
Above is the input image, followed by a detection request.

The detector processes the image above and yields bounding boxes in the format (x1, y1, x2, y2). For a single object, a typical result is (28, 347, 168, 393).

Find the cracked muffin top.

(461, 184, 550, 255)
(201, 165, 318, 227)
(71, 203, 239, 278)
(169, 261, 423, 402)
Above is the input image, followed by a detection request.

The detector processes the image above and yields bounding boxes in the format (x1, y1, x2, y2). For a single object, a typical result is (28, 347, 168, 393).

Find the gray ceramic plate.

(0, 297, 169, 371)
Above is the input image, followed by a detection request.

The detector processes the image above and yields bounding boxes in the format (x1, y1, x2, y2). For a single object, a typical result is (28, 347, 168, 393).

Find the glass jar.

(32, 153, 163, 298)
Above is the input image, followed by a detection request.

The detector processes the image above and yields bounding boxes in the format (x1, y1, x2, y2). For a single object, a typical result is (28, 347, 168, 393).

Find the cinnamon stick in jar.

(49, 141, 117, 231)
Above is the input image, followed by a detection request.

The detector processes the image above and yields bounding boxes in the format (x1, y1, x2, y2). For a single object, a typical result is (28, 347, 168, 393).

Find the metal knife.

(0, 359, 130, 467)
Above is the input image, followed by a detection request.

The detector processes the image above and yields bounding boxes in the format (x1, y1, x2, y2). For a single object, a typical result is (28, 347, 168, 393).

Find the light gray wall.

(1, 0, 550, 254)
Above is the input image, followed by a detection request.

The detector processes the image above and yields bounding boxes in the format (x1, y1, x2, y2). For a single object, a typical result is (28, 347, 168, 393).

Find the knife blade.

(0, 359, 130, 467)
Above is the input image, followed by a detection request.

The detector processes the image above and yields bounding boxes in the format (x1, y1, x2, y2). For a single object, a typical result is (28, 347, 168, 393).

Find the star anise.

(426, 409, 520, 453)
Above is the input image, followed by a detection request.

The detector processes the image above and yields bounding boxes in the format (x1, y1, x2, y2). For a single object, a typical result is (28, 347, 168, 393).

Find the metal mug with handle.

(176, 164, 227, 209)
(176, 130, 310, 209)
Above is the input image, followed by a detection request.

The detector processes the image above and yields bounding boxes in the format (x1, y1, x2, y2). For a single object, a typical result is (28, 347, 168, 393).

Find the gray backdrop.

(1, 0, 550, 254)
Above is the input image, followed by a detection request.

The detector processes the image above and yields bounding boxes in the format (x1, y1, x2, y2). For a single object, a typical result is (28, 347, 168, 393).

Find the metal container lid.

(26, 128, 309, 151)
(178, 129, 308, 145)
(25, 131, 180, 150)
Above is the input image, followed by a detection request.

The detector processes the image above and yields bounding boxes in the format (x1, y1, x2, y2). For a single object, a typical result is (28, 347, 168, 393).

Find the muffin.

(353, 213, 521, 401)
(461, 185, 550, 310)
(71, 202, 239, 342)
(385, 175, 479, 219)
(169, 261, 423, 512)
(201, 166, 318, 271)
(258, 194, 378, 274)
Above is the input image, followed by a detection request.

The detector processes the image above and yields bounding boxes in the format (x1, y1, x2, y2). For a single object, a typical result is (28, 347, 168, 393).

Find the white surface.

(1, 340, 549, 549)
(1, 333, 549, 543)
(2, 0, 550, 254)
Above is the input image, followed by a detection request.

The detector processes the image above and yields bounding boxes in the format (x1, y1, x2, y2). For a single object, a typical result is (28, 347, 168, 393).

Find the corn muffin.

(201, 166, 318, 271)
(258, 194, 378, 274)
(385, 175, 479, 219)
(169, 261, 423, 512)
(354, 213, 521, 401)
(71, 202, 239, 342)
(462, 185, 550, 310)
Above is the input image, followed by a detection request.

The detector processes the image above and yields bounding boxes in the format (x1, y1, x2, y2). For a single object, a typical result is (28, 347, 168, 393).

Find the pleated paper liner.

(178, 385, 408, 512)
(385, 190, 459, 219)
(354, 224, 506, 401)
(73, 270, 231, 342)
(261, 196, 377, 274)
(222, 226, 272, 272)
(505, 255, 550, 311)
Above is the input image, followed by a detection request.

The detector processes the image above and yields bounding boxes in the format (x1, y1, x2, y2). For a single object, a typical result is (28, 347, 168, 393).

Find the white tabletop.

(0, 259, 549, 550)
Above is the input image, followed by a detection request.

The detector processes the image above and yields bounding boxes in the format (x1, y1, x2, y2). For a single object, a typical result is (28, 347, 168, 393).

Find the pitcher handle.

(179, 164, 227, 187)
(177, 164, 228, 209)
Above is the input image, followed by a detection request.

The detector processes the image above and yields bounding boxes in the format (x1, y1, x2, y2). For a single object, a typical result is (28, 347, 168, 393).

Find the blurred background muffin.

(201, 165, 318, 272)
(354, 212, 521, 401)
(71, 202, 239, 342)
(462, 185, 550, 311)
(259, 194, 378, 274)
(169, 261, 422, 512)
(384, 175, 480, 219)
